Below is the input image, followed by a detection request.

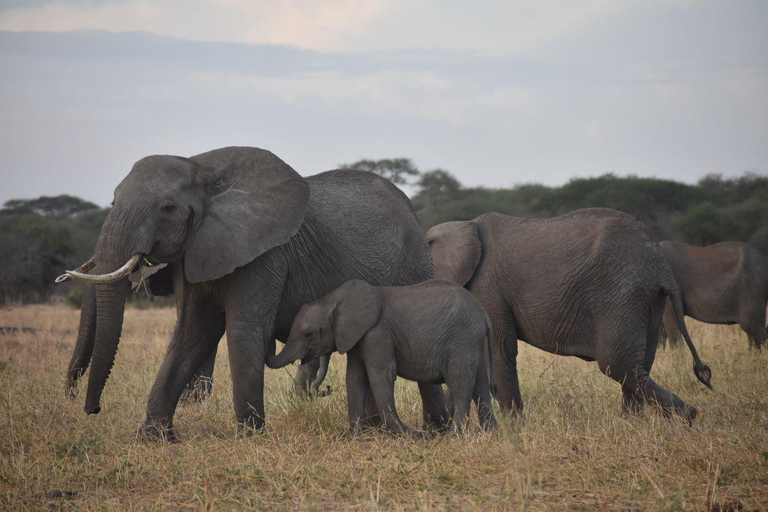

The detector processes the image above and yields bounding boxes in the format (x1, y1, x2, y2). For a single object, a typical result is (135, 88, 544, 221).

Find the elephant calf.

(267, 279, 498, 436)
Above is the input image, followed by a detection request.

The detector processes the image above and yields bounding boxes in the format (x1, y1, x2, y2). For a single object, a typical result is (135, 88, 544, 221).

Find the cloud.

(0, 2, 766, 205)
(0, 0, 635, 54)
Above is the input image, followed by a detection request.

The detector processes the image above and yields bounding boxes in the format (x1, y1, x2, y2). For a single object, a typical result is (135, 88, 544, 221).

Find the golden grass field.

(0, 304, 766, 510)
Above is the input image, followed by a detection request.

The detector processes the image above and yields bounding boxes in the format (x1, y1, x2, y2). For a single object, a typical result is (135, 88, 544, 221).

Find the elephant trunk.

(80, 208, 147, 414)
(84, 278, 129, 414)
(309, 355, 329, 393)
(266, 338, 305, 369)
(65, 283, 96, 398)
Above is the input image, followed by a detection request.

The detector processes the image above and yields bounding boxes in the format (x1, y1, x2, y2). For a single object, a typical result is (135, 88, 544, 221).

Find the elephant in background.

(61, 146, 448, 441)
(660, 241, 768, 350)
(426, 208, 712, 423)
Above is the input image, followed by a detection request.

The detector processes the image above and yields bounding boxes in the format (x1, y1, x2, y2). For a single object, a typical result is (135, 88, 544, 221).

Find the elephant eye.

(160, 202, 177, 214)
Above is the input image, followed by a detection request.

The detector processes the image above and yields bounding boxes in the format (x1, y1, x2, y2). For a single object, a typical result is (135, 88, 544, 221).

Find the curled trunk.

(310, 355, 329, 393)
(266, 338, 305, 369)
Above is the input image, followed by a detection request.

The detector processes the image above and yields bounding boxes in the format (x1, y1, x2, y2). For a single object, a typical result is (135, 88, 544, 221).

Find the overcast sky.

(1, 0, 766, 206)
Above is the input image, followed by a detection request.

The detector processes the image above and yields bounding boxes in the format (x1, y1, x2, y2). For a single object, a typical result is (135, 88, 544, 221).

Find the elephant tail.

(662, 282, 713, 389)
(484, 311, 497, 398)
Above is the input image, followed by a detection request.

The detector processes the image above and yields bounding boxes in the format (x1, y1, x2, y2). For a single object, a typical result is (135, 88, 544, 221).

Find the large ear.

(185, 147, 309, 283)
(426, 221, 482, 286)
(330, 280, 382, 355)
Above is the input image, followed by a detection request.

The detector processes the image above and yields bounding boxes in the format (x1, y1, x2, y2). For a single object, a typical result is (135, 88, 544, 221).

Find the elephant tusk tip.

(55, 273, 73, 284)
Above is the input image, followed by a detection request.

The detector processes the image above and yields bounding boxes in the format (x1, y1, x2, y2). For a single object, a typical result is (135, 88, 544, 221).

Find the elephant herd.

(57, 146, 767, 440)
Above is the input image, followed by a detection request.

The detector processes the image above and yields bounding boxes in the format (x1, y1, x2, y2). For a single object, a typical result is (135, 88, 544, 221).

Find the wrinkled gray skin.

(426, 209, 712, 423)
(660, 241, 768, 351)
(64, 147, 449, 441)
(266, 279, 497, 435)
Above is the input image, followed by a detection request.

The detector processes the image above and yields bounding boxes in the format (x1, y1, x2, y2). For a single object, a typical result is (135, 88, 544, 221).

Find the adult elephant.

(660, 241, 768, 350)
(426, 208, 712, 422)
(60, 146, 448, 440)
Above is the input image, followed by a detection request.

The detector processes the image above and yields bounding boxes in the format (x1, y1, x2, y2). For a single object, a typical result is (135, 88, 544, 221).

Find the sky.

(0, 0, 766, 206)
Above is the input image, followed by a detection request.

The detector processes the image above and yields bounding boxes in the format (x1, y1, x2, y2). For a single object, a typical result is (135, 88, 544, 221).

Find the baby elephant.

(266, 279, 497, 436)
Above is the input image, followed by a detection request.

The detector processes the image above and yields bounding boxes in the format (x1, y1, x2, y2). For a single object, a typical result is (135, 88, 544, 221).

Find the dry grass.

(0, 305, 766, 510)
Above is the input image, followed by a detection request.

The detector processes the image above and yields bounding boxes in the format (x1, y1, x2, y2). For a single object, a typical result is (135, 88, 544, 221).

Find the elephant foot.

(410, 429, 435, 441)
(348, 425, 365, 439)
(138, 421, 178, 443)
(621, 393, 645, 416)
(482, 415, 499, 432)
(65, 383, 79, 401)
(421, 411, 452, 434)
(236, 416, 265, 438)
(683, 405, 698, 426)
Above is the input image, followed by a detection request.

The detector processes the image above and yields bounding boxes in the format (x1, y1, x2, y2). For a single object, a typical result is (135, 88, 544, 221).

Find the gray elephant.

(660, 241, 768, 350)
(426, 208, 712, 423)
(266, 279, 497, 435)
(59, 146, 450, 440)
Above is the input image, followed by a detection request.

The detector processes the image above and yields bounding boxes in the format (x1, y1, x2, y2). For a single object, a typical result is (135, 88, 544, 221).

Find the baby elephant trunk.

(266, 339, 305, 369)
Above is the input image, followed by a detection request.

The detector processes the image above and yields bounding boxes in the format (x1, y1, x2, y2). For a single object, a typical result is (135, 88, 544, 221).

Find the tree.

(339, 158, 420, 186)
(2, 195, 100, 217)
(415, 169, 461, 203)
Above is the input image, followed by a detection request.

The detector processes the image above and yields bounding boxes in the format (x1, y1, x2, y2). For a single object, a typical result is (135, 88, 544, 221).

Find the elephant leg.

(489, 312, 523, 415)
(599, 336, 696, 424)
(625, 368, 696, 423)
(472, 363, 497, 431)
(345, 351, 370, 437)
(293, 357, 320, 397)
(445, 361, 475, 434)
(179, 346, 219, 403)
(225, 265, 286, 433)
(418, 382, 451, 433)
(365, 358, 411, 436)
(662, 300, 682, 347)
(142, 304, 225, 441)
(621, 383, 644, 415)
(739, 308, 766, 352)
(624, 308, 662, 415)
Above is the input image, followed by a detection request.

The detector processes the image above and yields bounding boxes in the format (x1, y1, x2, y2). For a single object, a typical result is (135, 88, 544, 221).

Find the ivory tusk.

(55, 259, 96, 284)
(62, 254, 142, 283)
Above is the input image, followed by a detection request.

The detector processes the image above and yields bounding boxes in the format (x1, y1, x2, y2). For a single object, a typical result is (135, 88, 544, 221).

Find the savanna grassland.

(0, 305, 766, 510)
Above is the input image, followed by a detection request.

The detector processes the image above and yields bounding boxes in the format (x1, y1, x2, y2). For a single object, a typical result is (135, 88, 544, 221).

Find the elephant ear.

(426, 221, 482, 286)
(331, 280, 382, 355)
(185, 147, 309, 283)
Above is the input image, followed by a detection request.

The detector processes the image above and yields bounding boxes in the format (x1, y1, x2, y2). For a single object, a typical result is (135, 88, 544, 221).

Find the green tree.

(339, 158, 420, 186)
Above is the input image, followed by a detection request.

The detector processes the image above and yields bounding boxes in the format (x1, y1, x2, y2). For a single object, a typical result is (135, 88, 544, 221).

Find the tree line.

(2, 165, 766, 304)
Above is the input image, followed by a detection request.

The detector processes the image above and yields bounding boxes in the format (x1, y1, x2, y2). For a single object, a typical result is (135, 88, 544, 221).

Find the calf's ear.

(330, 280, 382, 354)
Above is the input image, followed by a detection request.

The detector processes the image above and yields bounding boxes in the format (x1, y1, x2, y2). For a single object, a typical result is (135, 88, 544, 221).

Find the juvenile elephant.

(59, 146, 449, 440)
(266, 279, 497, 435)
(660, 241, 768, 350)
(426, 208, 712, 423)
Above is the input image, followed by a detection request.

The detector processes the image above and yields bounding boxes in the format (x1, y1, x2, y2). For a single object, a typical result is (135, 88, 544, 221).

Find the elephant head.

(266, 280, 382, 368)
(61, 147, 309, 414)
(425, 221, 482, 286)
